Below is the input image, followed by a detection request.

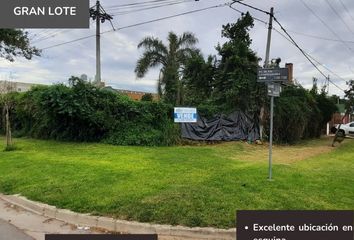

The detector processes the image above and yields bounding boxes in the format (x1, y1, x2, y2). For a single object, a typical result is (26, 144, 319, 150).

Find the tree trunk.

(5, 104, 12, 147)
(259, 106, 265, 140)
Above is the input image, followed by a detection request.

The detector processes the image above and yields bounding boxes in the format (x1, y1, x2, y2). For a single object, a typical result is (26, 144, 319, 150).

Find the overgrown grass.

(0, 137, 353, 228)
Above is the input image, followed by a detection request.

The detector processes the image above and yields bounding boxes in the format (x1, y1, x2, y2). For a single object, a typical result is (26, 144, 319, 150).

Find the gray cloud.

(1, 0, 353, 97)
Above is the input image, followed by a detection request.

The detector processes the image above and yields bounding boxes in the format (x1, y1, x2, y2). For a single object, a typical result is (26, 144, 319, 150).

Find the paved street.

(0, 197, 96, 240)
(0, 219, 34, 240)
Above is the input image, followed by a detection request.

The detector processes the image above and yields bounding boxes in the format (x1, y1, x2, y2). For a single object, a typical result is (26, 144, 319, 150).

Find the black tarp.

(181, 111, 260, 141)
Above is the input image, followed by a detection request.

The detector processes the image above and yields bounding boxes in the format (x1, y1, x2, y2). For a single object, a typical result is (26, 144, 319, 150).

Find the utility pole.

(265, 7, 274, 180)
(96, 1, 101, 86)
(264, 7, 274, 68)
(260, 7, 274, 141)
(90, 1, 114, 87)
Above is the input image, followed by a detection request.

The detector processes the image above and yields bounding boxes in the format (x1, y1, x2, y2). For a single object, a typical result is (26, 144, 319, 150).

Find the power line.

(229, 5, 267, 25)
(110, 0, 190, 16)
(236, 1, 270, 15)
(42, 2, 230, 50)
(272, 26, 347, 88)
(41, 34, 96, 50)
(299, 0, 354, 53)
(286, 30, 354, 44)
(229, 5, 346, 92)
(324, 0, 354, 35)
(105, 0, 184, 9)
(272, 16, 345, 91)
(228, 5, 354, 44)
(338, 0, 354, 22)
(112, 3, 229, 31)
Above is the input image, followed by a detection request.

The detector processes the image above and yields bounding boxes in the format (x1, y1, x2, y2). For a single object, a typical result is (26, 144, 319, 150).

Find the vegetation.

(0, 77, 178, 146)
(135, 32, 198, 105)
(0, 29, 40, 61)
(272, 85, 337, 143)
(0, 137, 353, 228)
(212, 12, 266, 113)
(0, 29, 40, 150)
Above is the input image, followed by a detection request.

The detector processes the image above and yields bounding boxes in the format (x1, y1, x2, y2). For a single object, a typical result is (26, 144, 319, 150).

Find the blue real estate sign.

(174, 107, 197, 123)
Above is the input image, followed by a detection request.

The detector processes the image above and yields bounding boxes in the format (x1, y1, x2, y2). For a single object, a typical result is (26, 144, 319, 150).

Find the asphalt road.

(0, 219, 34, 240)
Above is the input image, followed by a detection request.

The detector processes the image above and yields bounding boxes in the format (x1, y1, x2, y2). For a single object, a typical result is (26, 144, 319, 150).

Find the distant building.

(103, 86, 158, 101)
(0, 81, 43, 93)
(0, 81, 157, 101)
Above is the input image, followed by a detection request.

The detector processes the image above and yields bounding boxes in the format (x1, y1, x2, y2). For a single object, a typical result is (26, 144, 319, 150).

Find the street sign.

(267, 83, 281, 97)
(257, 68, 289, 83)
(174, 107, 197, 123)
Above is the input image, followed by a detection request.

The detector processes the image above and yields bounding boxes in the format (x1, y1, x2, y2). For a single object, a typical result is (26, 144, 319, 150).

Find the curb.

(0, 194, 236, 240)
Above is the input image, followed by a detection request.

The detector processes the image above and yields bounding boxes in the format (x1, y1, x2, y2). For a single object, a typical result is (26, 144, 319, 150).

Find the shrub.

(1, 78, 180, 146)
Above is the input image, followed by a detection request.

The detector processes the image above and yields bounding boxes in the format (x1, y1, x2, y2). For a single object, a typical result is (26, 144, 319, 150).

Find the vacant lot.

(0, 137, 353, 228)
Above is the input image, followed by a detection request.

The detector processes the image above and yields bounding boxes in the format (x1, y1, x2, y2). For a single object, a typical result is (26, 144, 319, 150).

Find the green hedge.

(1, 78, 179, 146)
(271, 86, 335, 144)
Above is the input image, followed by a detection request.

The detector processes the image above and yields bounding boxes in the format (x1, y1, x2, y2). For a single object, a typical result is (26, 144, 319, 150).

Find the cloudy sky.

(1, 0, 354, 97)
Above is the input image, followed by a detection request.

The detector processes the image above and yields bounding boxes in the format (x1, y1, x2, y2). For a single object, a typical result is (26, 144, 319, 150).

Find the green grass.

(0, 137, 353, 228)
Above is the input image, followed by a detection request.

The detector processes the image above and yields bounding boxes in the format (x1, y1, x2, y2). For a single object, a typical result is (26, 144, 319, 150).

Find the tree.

(0, 81, 16, 150)
(213, 12, 266, 113)
(141, 93, 154, 102)
(310, 78, 338, 130)
(0, 29, 40, 150)
(135, 31, 198, 105)
(0, 29, 40, 61)
(182, 51, 216, 106)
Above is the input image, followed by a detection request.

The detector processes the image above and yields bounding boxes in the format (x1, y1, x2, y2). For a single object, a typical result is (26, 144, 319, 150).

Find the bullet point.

(245, 226, 249, 230)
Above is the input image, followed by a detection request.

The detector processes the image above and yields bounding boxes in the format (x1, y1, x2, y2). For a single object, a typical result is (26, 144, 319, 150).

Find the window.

(350, 123, 354, 127)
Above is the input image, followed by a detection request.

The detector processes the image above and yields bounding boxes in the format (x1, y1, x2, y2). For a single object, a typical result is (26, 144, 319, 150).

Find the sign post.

(258, 68, 288, 180)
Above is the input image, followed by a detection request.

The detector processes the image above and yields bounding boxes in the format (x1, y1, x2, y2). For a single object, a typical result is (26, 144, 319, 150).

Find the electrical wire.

(110, 1, 189, 16)
(272, 16, 345, 91)
(105, 0, 185, 9)
(42, 2, 230, 50)
(338, 0, 354, 22)
(229, 5, 347, 92)
(324, 0, 354, 35)
(299, 0, 354, 53)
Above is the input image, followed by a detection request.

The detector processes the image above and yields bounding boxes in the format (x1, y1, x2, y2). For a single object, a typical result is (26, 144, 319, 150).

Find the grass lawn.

(0, 137, 353, 228)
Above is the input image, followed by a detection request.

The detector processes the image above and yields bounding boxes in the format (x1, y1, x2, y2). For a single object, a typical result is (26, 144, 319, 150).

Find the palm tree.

(135, 31, 198, 105)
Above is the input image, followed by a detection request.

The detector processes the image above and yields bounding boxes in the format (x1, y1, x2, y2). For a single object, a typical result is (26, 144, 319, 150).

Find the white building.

(0, 81, 45, 93)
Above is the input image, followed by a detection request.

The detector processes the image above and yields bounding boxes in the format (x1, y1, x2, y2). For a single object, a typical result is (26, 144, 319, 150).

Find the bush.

(1, 77, 180, 146)
(271, 85, 335, 144)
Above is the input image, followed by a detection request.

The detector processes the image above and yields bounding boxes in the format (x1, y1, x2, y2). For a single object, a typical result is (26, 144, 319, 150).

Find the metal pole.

(96, 0, 101, 85)
(265, 7, 274, 180)
(269, 96, 274, 180)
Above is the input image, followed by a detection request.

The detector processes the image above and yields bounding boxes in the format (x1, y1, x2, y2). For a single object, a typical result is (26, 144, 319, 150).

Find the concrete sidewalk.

(0, 198, 99, 240)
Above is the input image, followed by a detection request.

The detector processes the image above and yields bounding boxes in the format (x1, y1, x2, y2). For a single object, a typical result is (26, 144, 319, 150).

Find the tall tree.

(0, 29, 40, 61)
(182, 51, 216, 106)
(135, 31, 198, 105)
(213, 12, 266, 113)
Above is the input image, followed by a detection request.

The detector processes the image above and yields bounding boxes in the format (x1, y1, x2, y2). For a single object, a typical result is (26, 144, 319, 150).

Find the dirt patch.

(233, 138, 335, 164)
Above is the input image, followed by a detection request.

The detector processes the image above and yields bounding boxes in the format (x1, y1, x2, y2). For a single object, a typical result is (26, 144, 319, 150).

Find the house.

(0, 80, 157, 101)
(327, 103, 353, 134)
(103, 86, 158, 101)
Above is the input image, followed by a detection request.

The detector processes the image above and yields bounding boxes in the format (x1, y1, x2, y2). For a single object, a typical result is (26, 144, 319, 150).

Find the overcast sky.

(1, 0, 354, 97)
